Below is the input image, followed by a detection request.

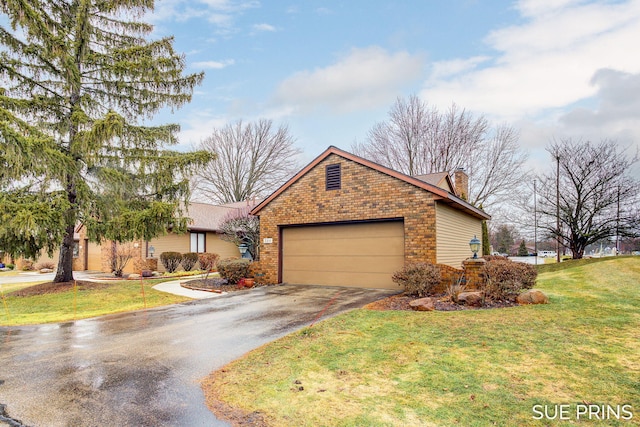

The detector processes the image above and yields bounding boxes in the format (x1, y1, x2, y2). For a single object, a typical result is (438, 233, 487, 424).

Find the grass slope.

(205, 257, 640, 426)
(0, 278, 191, 326)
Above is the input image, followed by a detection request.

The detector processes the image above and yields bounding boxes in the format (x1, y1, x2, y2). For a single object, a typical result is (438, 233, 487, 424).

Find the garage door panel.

(285, 255, 405, 274)
(285, 222, 403, 240)
(284, 236, 404, 256)
(282, 221, 404, 289)
(285, 270, 403, 288)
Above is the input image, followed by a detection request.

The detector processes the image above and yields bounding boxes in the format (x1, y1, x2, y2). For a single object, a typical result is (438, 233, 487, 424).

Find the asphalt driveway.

(0, 284, 397, 426)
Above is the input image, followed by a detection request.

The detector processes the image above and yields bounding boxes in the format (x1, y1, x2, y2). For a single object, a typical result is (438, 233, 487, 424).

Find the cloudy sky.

(148, 0, 640, 177)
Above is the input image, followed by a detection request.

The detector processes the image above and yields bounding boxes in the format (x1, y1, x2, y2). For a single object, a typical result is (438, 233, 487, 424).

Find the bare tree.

(352, 95, 529, 210)
(467, 124, 529, 208)
(218, 205, 260, 260)
(537, 139, 640, 259)
(110, 243, 138, 278)
(194, 120, 301, 204)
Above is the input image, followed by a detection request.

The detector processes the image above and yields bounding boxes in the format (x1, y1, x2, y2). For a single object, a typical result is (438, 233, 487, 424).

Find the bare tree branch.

(193, 119, 301, 204)
(351, 95, 528, 211)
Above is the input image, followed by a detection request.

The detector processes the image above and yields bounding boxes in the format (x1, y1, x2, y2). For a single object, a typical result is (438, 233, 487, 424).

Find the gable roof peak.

(250, 146, 489, 220)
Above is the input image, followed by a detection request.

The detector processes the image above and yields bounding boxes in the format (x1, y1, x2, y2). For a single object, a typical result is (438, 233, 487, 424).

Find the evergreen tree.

(0, 1, 210, 282)
(518, 240, 529, 256)
(480, 204, 490, 256)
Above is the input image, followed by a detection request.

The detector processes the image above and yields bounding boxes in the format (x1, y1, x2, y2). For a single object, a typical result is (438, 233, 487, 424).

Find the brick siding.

(256, 153, 439, 284)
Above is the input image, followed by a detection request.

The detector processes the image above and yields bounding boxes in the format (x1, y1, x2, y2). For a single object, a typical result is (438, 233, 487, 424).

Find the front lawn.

(0, 278, 191, 326)
(204, 257, 640, 426)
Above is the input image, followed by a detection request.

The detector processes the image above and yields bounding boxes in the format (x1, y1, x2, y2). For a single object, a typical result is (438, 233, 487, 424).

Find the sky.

(147, 0, 640, 178)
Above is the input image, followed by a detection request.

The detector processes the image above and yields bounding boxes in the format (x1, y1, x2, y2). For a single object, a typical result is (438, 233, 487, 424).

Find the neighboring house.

(144, 201, 251, 273)
(12, 201, 252, 274)
(250, 146, 490, 290)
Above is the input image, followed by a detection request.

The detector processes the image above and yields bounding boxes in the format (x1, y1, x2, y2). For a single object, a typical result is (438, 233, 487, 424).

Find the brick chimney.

(454, 168, 469, 200)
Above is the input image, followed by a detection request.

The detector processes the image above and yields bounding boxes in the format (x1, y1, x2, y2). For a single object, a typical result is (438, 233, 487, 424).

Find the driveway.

(0, 284, 397, 426)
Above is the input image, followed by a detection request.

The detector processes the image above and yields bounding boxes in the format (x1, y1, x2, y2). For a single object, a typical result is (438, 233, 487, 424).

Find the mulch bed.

(182, 278, 266, 293)
(8, 280, 113, 297)
(363, 293, 518, 311)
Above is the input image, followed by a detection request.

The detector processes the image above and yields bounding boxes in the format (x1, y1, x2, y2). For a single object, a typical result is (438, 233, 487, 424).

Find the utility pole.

(534, 179, 538, 265)
(616, 185, 620, 255)
(556, 155, 561, 263)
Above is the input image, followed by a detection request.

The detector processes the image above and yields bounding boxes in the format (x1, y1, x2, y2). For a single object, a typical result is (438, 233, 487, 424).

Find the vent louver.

(326, 163, 341, 190)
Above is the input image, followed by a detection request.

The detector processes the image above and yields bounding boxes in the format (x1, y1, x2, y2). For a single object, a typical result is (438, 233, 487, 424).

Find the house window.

(190, 232, 206, 253)
(73, 241, 80, 258)
(326, 163, 341, 190)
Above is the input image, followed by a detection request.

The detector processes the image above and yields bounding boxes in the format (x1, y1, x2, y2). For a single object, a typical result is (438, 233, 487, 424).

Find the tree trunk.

(54, 222, 76, 282)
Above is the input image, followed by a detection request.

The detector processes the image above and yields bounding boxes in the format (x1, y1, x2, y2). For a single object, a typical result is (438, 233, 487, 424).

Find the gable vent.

(326, 163, 341, 190)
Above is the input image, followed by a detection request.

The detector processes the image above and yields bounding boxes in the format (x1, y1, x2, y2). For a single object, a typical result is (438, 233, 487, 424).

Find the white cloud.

(147, 0, 258, 28)
(421, 0, 640, 121)
(272, 46, 425, 114)
(418, 0, 640, 181)
(252, 23, 277, 32)
(192, 59, 235, 69)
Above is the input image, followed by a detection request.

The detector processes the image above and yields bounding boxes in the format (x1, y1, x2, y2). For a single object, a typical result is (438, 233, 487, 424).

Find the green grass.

(535, 254, 635, 274)
(0, 278, 191, 326)
(205, 257, 640, 426)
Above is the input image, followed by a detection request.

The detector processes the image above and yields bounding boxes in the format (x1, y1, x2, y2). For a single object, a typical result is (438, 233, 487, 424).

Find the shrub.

(217, 258, 251, 285)
(40, 261, 55, 270)
(198, 253, 219, 271)
(446, 273, 467, 304)
(6, 263, 15, 270)
(483, 259, 537, 301)
(160, 251, 182, 273)
(198, 253, 220, 280)
(35, 261, 56, 270)
(482, 255, 509, 262)
(21, 260, 34, 271)
(391, 262, 441, 297)
(181, 252, 199, 272)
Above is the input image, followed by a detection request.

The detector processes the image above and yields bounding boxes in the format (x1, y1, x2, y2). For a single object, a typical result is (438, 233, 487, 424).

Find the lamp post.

(238, 243, 248, 257)
(148, 245, 155, 258)
(469, 235, 481, 259)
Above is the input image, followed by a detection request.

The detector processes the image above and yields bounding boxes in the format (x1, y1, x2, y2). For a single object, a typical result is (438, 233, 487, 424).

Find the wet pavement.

(0, 284, 397, 426)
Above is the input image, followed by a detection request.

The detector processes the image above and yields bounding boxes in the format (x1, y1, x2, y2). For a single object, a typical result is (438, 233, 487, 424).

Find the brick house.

(250, 146, 490, 289)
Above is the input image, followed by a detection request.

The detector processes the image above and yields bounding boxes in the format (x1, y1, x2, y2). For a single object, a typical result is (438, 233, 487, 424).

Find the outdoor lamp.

(238, 243, 248, 255)
(149, 245, 155, 258)
(469, 235, 481, 259)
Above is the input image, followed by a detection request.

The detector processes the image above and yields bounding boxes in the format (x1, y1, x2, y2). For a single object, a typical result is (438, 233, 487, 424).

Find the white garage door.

(282, 221, 404, 289)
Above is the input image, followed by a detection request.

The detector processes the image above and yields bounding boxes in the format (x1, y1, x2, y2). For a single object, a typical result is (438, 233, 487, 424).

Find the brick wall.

(256, 154, 438, 284)
(462, 258, 486, 290)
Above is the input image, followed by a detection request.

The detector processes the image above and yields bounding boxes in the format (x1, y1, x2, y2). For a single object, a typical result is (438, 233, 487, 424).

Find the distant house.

(144, 201, 253, 273)
(12, 201, 254, 274)
(250, 146, 490, 289)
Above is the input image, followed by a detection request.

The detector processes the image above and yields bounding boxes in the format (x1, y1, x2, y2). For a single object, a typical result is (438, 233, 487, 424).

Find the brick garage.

(251, 146, 490, 289)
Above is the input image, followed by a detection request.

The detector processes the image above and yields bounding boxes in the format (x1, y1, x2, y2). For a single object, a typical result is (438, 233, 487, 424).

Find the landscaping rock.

(39, 268, 54, 274)
(409, 297, 435, 311)
(516, 289, 549, 305)
(458, 291, 483, 307)
(129, 273, 141, 279)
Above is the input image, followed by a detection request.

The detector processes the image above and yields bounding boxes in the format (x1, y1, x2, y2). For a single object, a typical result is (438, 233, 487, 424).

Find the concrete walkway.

(152, 278, 224, 299)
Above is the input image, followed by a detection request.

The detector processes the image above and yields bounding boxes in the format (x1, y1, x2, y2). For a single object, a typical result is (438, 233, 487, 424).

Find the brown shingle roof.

(187, 200, 257, 232)
(413, 172, 455, 193)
